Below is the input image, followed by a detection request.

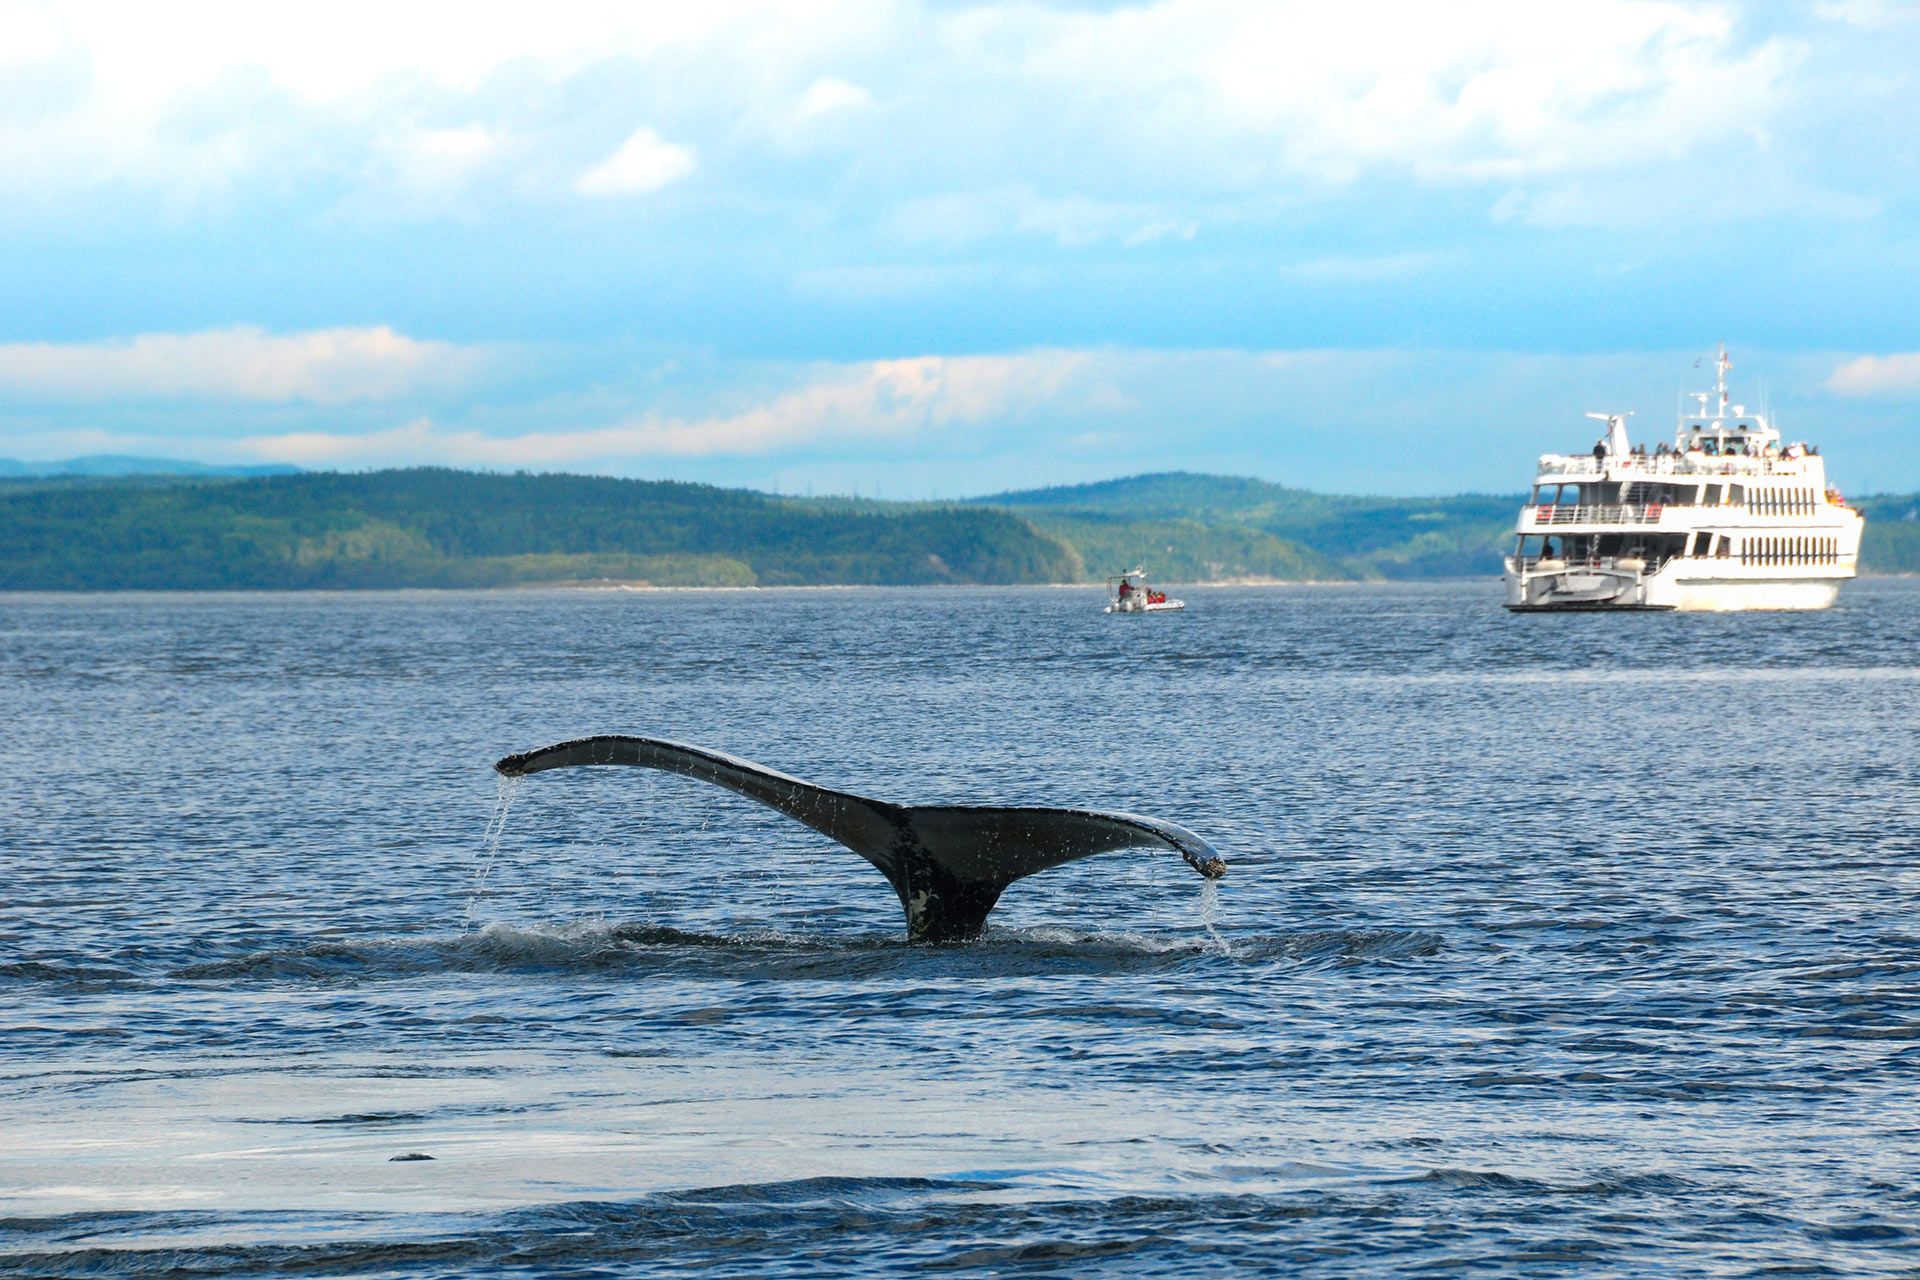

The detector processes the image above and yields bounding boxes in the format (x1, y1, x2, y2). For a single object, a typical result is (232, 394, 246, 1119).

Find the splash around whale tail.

(493, 735, 1225, 942)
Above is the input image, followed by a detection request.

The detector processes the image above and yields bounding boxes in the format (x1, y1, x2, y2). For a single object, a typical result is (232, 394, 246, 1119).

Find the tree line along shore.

(2, 467, 1916, 590)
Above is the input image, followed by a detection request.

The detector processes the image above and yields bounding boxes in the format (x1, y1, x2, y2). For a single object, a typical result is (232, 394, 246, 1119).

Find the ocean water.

(2, 580, 1918, 1278)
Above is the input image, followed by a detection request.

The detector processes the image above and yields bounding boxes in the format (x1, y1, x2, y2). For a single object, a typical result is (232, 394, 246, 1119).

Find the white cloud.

(0, 326, 480, 403)
(1827, 352, 1920, 396)
(951, 0, 1802, 185)
(0, 0, 1821, 218)
(239, 350, 1097, 466)
(796, 77, 871, 120)
(790, 262, 997, 302)
(389, 125, 496, 178)
(574, 127, 697, 197)
(1279, 252, 1441, 282)
(894, 188, 1202, 249)
(1816, 0, 1920, 28)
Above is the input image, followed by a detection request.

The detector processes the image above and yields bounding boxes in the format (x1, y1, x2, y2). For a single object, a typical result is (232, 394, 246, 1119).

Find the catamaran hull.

(1505, 561, 1846, 612)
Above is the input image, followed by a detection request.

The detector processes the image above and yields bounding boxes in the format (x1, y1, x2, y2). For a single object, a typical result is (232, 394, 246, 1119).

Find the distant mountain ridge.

(0, 455, 301, 478)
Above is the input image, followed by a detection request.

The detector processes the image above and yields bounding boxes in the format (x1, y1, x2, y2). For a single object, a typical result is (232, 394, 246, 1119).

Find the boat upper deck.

(1536, 446, 1825, 483)
(1533, 346, 1832, 487)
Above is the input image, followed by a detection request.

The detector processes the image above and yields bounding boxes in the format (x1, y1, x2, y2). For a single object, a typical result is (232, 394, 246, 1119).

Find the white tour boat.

(1105, 569, 1185, 614)
(1505, 345, 1863, 612)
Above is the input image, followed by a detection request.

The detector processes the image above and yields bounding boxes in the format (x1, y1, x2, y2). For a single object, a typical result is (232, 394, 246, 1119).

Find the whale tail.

(493, 735, 1225, 942)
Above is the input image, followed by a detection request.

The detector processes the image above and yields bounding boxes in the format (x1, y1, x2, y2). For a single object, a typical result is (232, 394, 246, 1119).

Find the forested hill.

(980, 472, 1520, 580)
(1853, 493, 1920, 574)
(0, 469, 1081, 590)
(3, 468, 1916, 590)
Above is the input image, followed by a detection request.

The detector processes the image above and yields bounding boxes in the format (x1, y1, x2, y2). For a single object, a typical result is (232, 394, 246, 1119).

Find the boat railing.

(1537, 455, 1811, 479)
(1512, 553, 1665, 573)
(1530, 503, 1664, 526)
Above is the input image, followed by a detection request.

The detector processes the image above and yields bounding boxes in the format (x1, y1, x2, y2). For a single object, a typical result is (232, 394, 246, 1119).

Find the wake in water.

(170, 918, 1440, 985)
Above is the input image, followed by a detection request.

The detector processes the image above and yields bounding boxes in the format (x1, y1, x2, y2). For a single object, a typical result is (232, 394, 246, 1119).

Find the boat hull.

(1505, 559, 1846, 612)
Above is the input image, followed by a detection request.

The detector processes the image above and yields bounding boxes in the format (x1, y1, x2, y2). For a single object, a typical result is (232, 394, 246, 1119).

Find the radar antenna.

(1584, 411, 1634, 459)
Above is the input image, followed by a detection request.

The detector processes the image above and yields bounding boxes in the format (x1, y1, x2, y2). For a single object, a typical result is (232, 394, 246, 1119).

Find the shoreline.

(0, 577, 1429, 598)
(3, 574, 1912, 598)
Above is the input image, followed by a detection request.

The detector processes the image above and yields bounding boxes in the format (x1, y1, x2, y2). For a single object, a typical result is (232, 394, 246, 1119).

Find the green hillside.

(1852, 494, 1920, 575)
(0, 469, 1081, 590)
(984, 472, 1519, 579)
(4, 467, 1916, 590)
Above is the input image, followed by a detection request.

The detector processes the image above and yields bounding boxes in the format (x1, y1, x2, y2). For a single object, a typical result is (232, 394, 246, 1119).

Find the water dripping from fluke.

(464, 772, 523, 930)
(1197, 879, 1234, 958)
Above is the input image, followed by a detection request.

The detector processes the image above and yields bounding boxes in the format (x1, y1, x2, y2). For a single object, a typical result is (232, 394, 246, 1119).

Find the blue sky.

(1, 0, 1917, 496)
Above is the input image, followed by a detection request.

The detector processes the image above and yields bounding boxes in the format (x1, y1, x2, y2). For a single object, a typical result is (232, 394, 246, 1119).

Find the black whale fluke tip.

(1200, 857, 1227, 880)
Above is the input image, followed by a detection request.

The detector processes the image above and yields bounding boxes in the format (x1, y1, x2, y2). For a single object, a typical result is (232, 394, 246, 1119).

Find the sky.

(1, 0, 1917, 497)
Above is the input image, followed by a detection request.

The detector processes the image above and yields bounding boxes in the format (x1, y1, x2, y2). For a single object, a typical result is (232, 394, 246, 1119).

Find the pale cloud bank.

(240, 351, 1096, 467)
(9, 344, 1912, 493)
(0, 0, 1816, 218)
(1826, 352, 1920, 396)
(0, 326, 479, 402)
(1816, 0, 1920, 28)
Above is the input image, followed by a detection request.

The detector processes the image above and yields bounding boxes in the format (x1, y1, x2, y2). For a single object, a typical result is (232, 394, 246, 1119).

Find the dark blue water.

(2, 581, 1917, 1277)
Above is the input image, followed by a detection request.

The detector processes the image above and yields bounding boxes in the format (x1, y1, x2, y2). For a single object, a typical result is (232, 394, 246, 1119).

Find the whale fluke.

(493, 735, 1225, 942)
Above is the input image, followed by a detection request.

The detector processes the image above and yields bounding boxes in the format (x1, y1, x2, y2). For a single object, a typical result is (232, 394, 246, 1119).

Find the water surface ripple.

(2, 582, 1917, 1277)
